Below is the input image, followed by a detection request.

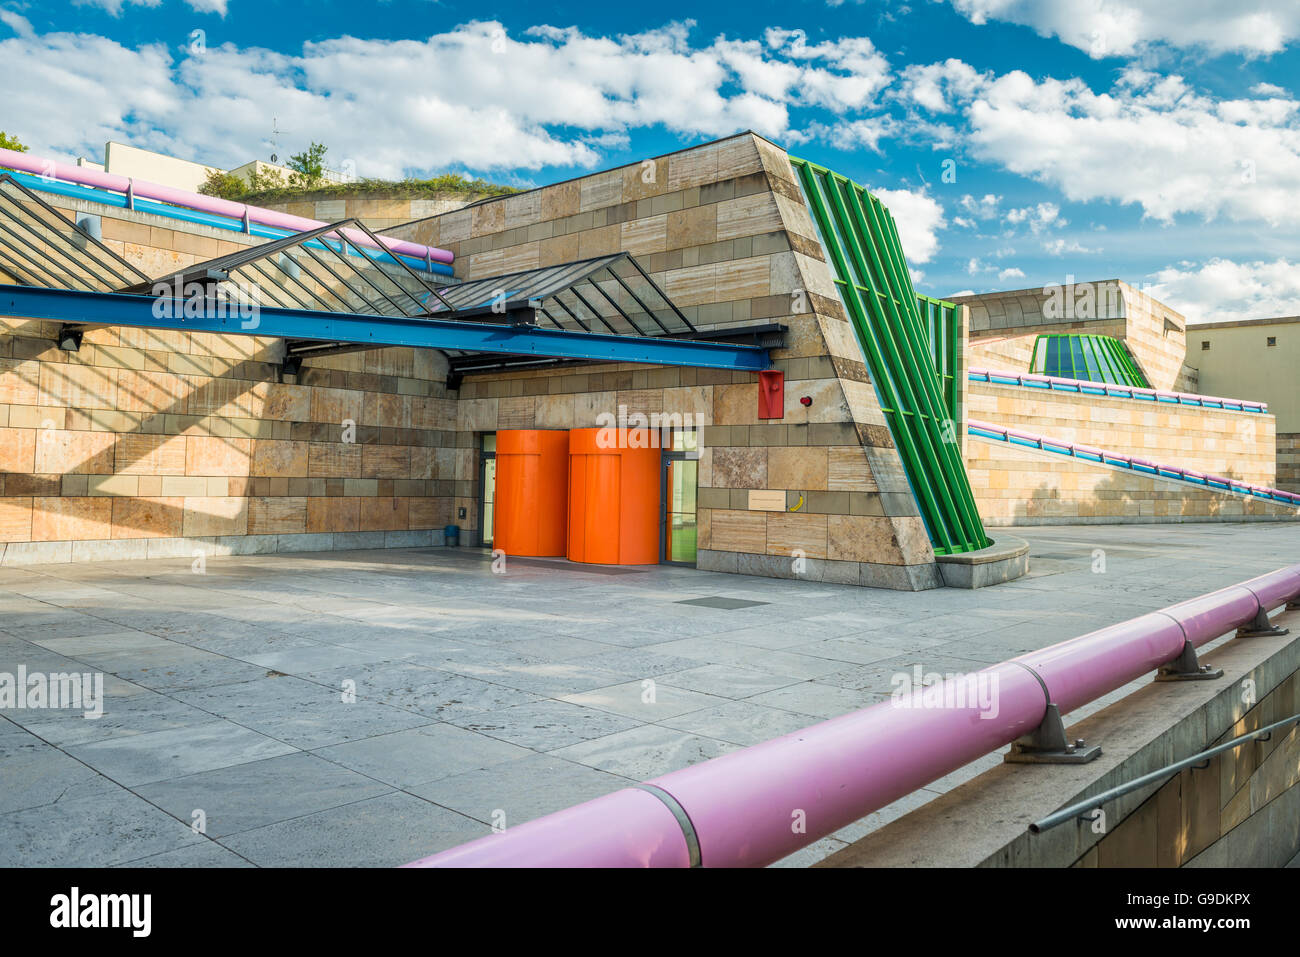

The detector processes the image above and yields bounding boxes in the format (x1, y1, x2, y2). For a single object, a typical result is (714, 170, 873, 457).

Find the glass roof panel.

(0, 174, 150, 292)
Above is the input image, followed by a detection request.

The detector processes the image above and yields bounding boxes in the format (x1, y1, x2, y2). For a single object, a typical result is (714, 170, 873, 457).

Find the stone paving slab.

(0, 521, 1296, 867)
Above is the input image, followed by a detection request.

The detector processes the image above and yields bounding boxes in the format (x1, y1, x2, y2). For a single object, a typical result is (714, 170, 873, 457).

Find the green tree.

(0, 131, 28, 152)
(287, 142, 328, 189)
(198, 167, 248, 200)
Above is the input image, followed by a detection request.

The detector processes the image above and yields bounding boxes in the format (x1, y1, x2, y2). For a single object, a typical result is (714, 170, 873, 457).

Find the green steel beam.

(791, 157, 990, 555)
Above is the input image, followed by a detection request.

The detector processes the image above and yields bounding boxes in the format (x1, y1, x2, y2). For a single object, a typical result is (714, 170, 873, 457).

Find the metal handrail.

(1030, 712, 1300, 833)
(968, 367, 1268, 413)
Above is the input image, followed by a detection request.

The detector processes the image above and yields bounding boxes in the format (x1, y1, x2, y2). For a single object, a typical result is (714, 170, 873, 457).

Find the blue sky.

(5, 0, 1300, 321)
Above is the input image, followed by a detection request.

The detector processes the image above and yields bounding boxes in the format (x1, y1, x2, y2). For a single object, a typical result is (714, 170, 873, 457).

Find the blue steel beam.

(0, 284, 772, 372)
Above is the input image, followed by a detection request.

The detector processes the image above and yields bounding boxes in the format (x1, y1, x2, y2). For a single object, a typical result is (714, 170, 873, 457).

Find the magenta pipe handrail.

(405, 565, 1300, 868)
(969, 367, 1267, 412)
(967, 417, 1300, 506)
(0, 147, 454, 265)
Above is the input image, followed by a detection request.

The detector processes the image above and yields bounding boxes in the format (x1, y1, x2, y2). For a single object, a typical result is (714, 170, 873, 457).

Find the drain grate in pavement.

(676, 596, 770, 610)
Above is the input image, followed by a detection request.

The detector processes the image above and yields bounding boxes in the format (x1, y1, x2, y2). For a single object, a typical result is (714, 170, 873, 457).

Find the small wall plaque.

(748, 489, 786, 512)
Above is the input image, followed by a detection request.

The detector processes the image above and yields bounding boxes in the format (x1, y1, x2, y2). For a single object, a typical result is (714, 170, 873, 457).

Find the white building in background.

(76, 141, 354, 192)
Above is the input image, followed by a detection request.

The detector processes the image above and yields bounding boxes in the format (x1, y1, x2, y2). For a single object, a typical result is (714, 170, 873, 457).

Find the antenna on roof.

(271, 117, 290, 164)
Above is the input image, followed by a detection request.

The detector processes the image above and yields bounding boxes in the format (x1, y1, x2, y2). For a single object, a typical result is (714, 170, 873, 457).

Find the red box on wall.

(758, 369, 784, 419)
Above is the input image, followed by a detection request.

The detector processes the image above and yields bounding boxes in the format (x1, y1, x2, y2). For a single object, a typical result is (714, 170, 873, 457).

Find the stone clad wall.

(403, 132, 943, 589)
(967, 436, 1298, 525)
(0, 194, 458, 566)
(259, 192, 488, 232)
(1279, 433, 1300, 493)
(968, 381, 1278, 486)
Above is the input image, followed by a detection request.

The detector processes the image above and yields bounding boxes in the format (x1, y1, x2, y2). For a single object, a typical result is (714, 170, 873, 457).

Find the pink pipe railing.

(0, 147, 454, 265)
(969, 367, 1268, 413)
(968, 418, 1300, 506)
(405, 565, 1300, 868)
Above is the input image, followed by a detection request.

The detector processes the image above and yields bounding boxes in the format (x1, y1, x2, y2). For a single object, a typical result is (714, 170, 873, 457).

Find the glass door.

(479, 434, 496, 547)
(661, 430, 699, 565)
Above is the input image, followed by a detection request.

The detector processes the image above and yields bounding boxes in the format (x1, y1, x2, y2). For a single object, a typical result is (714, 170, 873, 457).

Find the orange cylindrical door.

(567, 428, 661, 565)
(494, 430, 569, 557)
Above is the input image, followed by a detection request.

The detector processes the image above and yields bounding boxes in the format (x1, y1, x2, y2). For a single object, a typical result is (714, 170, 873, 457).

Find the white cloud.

(870, 186, 945, 262)
(998, 267, 1026, 281)
(0, 20, 891, 177)
(1005, 201, 1062, 232)
(72, 0, 161, 15)
(1147, 257, 1300, 322)
(906, 62, 1300, 226)
(947, 0, 1300, 58)
(958, 193, 1002, 218)
(1043, 237, 1100, 255)
(73, 0, 226, 14)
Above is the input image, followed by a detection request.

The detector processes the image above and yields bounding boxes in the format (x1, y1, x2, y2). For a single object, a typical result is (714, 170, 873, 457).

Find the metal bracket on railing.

(1236, 606, 1289, 638)
(1005, 702, 1102, 764)
(1155, 640, 1224, 681)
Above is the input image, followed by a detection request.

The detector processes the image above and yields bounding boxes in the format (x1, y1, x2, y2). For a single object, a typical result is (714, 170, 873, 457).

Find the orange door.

(567, 428, 660, 565)
(494, 430, 569, 557)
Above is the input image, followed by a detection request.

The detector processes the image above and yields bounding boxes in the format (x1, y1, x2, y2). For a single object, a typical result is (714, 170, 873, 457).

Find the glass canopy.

(0, 173, 149, 292)
(1030, 333, 1149, 388)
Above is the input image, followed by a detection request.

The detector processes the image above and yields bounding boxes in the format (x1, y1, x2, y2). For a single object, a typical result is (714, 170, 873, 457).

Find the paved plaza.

(1, 522, 1295, 867)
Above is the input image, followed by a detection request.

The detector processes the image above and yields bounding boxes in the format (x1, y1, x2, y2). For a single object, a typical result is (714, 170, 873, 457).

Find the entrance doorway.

(661, 430, 699, 565)
(478, 433, 496, 547)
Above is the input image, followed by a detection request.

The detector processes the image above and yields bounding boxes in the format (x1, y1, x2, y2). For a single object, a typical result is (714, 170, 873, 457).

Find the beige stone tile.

(766, 511, 828, 559)
(251, 440, 309, 477)
(115, 433, 187, 475)
(182, 496, 249, 537)
(34, 430, 116, 475)
(186, 436, 251, 476)
(0, 427, 36, 473)
(828, 447, 877, 492)
(768, 446, 828, 490)
(0, 497, 32, 542)
(709, 508, 766, 552)
(247, 496, 308, 535)
(31, 496, 113, 542)
(111, 497, 184, 539)
(307, 496, 360, 533)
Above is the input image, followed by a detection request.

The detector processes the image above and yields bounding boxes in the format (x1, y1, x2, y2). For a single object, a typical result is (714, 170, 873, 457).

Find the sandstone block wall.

(259, 192, 489, 231)
(0, 189, 459, 566)
(968, 380, 1277, 486)
(968, 436, 1299, 525)
(1279, 433, 1300, 493)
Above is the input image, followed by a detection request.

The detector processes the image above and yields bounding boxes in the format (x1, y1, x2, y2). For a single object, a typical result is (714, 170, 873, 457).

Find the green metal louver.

(918, 293, 959, 424)
(1030, 333, 1149, 388)
(791, 157, 990, 556)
